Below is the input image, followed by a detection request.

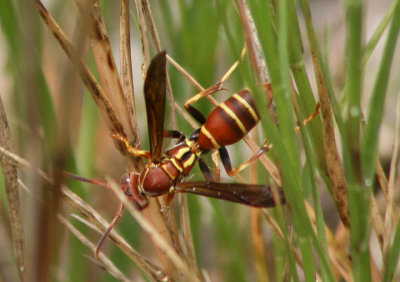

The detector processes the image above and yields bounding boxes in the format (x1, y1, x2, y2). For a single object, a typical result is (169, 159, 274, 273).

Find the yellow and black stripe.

(197, 89, 260, 150)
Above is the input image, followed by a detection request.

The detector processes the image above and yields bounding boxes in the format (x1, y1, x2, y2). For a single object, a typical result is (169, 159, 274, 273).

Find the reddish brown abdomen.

(197, 89, 260, 150)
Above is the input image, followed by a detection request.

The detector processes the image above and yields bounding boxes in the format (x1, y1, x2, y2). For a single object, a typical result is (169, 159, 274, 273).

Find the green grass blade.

(383, 220, 400, 282)
(344, 0, 363, 180)
(362, 1, 400, 185)
(362, 0, 400, 70)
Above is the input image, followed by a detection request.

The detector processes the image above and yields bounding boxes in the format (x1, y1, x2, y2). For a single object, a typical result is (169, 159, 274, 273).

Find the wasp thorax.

(140, 167, 173, 195)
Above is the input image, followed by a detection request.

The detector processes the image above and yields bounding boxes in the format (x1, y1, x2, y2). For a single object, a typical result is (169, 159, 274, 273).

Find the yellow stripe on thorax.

(162, 163, 178, 180)
(182, 153, 196, 169)
(175, 146, 190, 159)
(138, 169, 149, 193)
(170, 158, 183, 173)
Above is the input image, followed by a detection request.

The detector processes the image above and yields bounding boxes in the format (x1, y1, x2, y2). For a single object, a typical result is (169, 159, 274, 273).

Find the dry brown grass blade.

(356, 113, 390, 251)
(236, 0, 278, 121)
(370, 194, 385, 251)
(305, 203, 353, 281)
(59, 188, 167, 281)
(248, 113, 269, 282)
(374, 158, 398, 226)
(134, 0, 151, 65)
(236, 0, 269, 83)
(177, 195, 199, 276)
(141, 0, 161, 51)
(298, 2, 349, 228)
(58, 215, 131, 282)
(0, 97, 26, 281)
(166, 54, 221, 108)
(74, 0, 138, 145)
(261, 209, 322, 281)
(374, 156, 399, 231)
(18, 177, 132, 282)
(250, 209, 269, 282)
(376, 158, 389, 197)
(138, 201, 186, 280)
(310, 50, 350, 228)
(357, 111, 395, 253)
(0, 147, 167, 281)
(120, 0, 140, 141)
(107, 178, 201, 282)
(167, 55, 204, 91)
(141, 0, 177, 129)
(374, 157, 399, 229)
(33, 0, 127, 149)
(383, 96, 400, 262)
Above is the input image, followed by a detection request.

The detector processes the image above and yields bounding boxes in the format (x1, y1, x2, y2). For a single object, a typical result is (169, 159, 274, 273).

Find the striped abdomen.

(197, 89, 260, 150)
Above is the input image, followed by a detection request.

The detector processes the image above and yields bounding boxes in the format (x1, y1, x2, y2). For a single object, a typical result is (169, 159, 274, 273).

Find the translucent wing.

(175, 181, 285, 207)
(144, 51, 167, 162)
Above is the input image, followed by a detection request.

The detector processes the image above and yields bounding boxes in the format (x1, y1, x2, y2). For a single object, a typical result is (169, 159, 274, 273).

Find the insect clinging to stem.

(67, 51, 294, 258)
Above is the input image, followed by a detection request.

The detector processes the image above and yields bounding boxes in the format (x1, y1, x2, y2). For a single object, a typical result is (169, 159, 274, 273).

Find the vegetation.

(0, 0, 399, 281)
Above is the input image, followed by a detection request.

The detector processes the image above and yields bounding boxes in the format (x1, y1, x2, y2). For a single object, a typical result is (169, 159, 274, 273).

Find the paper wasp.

(67, 51, 286, 258)
(110, 51, 284, 207)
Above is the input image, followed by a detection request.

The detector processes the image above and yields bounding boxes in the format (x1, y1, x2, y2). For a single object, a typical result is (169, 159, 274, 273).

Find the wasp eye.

(120, 173, 131, 185)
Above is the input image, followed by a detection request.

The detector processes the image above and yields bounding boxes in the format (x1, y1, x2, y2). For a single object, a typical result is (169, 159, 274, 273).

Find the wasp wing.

(144, 51, 167, 162)
(175, 181, 285, 207)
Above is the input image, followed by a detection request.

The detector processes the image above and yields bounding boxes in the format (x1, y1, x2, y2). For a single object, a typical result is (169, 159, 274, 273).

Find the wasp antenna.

(63, 171, 110, 188)
(95, 202, 125, 259)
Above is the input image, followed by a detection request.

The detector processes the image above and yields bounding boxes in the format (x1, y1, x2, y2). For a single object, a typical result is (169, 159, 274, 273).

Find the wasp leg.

(184, 46, 247, 124)
(198, 158, 213, 182)
(219, 141, 271, 177)
(111, 132, 152, 159)
(295, 103, 321, 132)
(95, 202, 125, 259)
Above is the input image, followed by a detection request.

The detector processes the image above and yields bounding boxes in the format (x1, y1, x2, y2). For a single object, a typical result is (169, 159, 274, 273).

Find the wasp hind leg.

(219, 141, 271, 177)
(183, 46, 247, 124)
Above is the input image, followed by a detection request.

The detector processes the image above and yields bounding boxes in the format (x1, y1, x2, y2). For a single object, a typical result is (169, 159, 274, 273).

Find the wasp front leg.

(111, 132, 152, 159)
